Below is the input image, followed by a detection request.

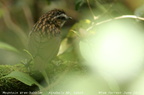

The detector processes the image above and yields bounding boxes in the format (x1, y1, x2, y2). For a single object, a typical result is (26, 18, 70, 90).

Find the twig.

(22, 5, 34, 30)
(87, 15, 144, 31)
(87, 0, 98, 20)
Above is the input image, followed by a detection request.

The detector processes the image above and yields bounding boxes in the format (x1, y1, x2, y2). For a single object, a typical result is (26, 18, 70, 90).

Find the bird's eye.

(57, 16, 66, 20)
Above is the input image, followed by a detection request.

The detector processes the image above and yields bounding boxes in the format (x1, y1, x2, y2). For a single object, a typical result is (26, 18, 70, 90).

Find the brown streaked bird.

(28, 9, 71, 70)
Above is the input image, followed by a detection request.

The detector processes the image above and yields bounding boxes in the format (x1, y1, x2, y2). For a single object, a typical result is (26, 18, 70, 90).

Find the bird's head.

(50, 9, 72, 27)
(32, 9, 71, 36)
(40, 9, 71, 28)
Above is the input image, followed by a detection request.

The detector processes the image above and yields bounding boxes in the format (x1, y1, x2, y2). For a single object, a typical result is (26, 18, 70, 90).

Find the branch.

(87, 15, 144, 31)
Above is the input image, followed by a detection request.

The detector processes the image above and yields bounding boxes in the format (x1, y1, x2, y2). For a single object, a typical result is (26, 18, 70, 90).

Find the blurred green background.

(1, 0, 144, 94)
(0, 0, 144, 65)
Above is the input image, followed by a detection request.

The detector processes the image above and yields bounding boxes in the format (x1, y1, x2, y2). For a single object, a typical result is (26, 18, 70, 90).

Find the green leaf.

(58, 52, 78, 62)
(0, 41, 19, 53)
(2, 71, 43, 89)
(69, 19, 92, 38)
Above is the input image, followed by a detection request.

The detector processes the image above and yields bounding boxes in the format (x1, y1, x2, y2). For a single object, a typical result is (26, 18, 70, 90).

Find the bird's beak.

(68, 17, 72, 20)
(66, 16, 72, 20)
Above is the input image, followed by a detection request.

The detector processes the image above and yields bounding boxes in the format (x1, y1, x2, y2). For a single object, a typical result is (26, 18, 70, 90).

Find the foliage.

(2, 71, 43, 89)
(0, 41, 19, 53)
(1, 0, 144, 94)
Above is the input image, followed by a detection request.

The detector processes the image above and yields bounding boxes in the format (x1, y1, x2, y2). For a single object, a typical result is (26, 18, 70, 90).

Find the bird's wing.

(28, 30, 61, 62)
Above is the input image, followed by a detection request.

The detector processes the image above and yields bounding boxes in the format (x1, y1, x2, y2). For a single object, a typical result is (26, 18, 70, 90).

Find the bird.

(28, 9, 71, 71)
